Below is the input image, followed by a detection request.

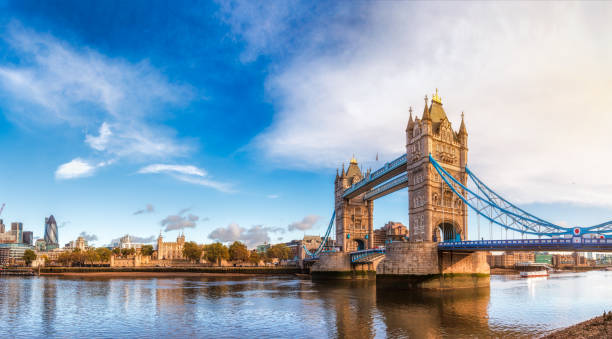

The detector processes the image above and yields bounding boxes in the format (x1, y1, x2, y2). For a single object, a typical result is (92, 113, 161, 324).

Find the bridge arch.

(354, 239, 366, 251)
(433, 219, 461, 242)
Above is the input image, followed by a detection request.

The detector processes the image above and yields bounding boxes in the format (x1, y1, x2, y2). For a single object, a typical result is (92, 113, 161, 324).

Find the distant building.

(156, 233, 185, 260)
(115, 235, 144, 250)
(22, 231, 33, 246)
(0, 219, 4, 233)
(0, 229, 17, 244)
(44, 215, 59, 250)
(256, 242, 270, 254)
(487, 252, 534, 268)
(0, 243, 33, 266)
(35, 238, 47, 251)
(66, 236, 88, 251)
(11, 222, 23, 244)
(373, 222, 408, 247)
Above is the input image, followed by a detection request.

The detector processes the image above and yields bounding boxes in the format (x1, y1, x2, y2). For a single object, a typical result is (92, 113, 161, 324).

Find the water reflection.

(0, 271, 610, 338)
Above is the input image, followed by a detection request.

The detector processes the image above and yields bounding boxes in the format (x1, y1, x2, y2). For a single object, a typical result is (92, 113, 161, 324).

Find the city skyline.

(1, 1, 612, 247)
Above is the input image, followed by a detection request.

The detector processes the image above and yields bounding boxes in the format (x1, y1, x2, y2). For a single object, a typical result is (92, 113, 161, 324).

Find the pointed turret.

(341, 163, 345, 177)
(422, 95, 431, 121)
(459, 111, 467, 136)
(406, 106, 414, 132)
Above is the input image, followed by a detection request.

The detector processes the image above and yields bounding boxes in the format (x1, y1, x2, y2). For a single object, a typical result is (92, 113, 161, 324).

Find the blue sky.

(0, 1, 611, 247)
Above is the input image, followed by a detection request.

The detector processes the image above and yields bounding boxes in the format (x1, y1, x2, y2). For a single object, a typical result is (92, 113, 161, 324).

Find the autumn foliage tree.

(204, 242, 229, 266)
(182, 241, 203, 263)
(266, 244, 291, 261)
(229, 241, 249, 262)
(23, 249, 37, 266)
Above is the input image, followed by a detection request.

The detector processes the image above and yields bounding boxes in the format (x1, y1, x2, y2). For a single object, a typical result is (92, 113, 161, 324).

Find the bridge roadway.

(346, 237, 612, 263)
(439, 237, 612, 252)
(343, 154, 407, 200)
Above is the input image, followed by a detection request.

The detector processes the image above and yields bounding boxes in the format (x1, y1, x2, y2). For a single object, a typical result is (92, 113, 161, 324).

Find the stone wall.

(377, 241, 439, 275)
(376, 242, 490, 289)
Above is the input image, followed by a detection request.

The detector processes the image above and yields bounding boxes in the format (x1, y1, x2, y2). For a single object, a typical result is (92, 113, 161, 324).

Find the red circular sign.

(573, 228, 580, 235)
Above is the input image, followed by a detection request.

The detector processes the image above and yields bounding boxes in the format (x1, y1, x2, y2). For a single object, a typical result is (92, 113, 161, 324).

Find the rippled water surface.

(0, 271, 611, 338)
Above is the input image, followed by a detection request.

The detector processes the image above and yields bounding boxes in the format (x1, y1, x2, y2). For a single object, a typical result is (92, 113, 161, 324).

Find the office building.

(22, 231, 33, 246)
(44, 215, 59, 250)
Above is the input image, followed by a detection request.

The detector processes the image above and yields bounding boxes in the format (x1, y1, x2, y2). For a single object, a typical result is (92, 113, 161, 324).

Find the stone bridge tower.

(406, 90, 468, 242)
(335, 158, 374, 252)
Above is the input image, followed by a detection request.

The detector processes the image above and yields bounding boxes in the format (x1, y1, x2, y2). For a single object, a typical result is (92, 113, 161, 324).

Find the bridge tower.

(406, 89, 468, 242)
(335, 158, 374, 252)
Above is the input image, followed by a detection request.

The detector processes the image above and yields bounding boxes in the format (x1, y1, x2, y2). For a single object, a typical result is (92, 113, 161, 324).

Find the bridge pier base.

(310, 252, 376, 279)
(376, 242, 490, 289)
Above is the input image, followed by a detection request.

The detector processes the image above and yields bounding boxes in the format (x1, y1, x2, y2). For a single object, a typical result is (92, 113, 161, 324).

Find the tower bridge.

(310, 89, 612, 288)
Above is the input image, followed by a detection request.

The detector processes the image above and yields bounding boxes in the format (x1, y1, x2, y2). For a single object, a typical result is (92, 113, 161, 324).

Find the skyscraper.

(11, 222, 23, 244)
(44, 215, 58, 250)
(22, 231, 33, 246)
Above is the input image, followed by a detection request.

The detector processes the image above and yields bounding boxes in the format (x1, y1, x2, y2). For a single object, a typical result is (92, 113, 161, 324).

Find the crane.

(0, 203, 4, 216)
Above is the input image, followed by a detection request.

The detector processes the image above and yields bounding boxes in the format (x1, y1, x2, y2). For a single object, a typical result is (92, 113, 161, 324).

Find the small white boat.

(520, 270, 548, 278)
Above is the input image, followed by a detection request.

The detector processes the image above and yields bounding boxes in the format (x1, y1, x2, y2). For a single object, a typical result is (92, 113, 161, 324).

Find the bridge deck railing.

(438, 238, 612, 251)
(342, 154, 407, 198)
(349, 247, 385, 263)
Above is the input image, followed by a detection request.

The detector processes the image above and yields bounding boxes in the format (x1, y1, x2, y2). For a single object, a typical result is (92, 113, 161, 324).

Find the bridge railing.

(438, 238, 612, 251)
(349, 247, 385, 263)
(363, 174, 408, 200)
(342, 154, 407, 198)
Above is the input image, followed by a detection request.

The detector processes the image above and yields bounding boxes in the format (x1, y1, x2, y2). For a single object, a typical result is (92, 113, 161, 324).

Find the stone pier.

(376, 242, 490, 289)
(310, 252, 376, 279)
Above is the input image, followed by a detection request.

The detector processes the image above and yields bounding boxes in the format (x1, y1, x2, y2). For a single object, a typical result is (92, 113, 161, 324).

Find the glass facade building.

(44, 215, 59, 250)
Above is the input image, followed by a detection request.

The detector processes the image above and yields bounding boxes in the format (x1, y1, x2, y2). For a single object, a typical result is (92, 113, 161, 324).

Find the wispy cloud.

(138, 163, 234, 193)
(133, 204, 155, 215)
(0, 23, 197, 178)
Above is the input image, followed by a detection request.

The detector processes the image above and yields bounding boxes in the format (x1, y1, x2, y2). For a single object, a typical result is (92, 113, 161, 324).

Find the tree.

(182, 241, 203, 263)
(266, 244, 291, 261)
(112, 247, 121, 256)
(248, 251, 260, 266)
(121, 248, 135, 257)
(204, 242, 229, 266)
(141, 245, 154, 256)
(23, 249, 36, 266)
(71, 251, 85, 266)
(84, 249, 100, 265)
(58, 252, 72, 266)
(95, 247, 112, 262)
(229, 241, 249, 262)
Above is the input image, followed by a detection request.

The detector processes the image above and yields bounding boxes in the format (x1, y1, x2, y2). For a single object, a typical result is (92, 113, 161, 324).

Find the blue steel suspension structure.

(303, 211, 336, 258)
(429, 154, 612, 238)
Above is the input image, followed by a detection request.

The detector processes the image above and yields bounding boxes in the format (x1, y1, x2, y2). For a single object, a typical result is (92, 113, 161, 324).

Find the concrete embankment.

(543, 312, 612, 339)
(39, 267, 302, 277)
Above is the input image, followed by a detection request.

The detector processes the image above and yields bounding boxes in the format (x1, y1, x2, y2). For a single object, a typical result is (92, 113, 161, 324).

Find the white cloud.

(85, 122, 112, 151)
(208, 223, 285, 248)
(138, 164, 207, 177)
(55, 158, 96, 179)
(288, 215, 320, 231)
(226, 2, 612, 207)
(0, 23, 195, 175)
(138, 164, 234, 193)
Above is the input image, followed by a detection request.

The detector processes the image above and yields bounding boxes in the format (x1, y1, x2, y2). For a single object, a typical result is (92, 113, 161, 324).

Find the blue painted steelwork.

(363, 174, 409, 200)
(342, 154, 407, 198)
(439, 237, 612, 252)
(303, 211, 336, 258)
(430, 154, 612, 237)
(349, 247, 385, 263)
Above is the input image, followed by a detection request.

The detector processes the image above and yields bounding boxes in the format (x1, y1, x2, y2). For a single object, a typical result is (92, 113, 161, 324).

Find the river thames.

(0, 271, 610, 338)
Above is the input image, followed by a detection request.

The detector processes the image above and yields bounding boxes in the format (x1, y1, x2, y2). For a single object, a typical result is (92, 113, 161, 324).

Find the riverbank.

(38, 266, 302, 277)
(543, 312, 612, 338)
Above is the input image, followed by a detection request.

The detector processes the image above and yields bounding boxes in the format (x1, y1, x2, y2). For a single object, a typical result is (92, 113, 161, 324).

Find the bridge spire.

(459, 111, 467, 136)
(406, 106, 414, 132)
(422, 95, 431, 121)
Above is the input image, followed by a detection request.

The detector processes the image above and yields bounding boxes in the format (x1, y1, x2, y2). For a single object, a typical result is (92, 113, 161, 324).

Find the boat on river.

(516, 262, 552, 278)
